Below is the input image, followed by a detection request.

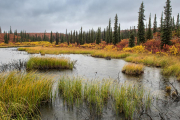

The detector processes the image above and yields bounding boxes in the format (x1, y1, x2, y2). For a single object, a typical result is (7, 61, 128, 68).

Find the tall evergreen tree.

(146, 14, 153, 40)
(113, 14, 118, 45)
(10, 26, 12, 34)
(0, 27, 1, 33)
(176, 13, 179, 37)
(55, 32, 59, 45)
(153, 14, 157, 33)
(70, 30, 72, 44)
(129, 32, 135, 47)
(108, 18, 111, 43)
(103, 28, 106, 41)
(110, 28, 113, 43)
(118, 23, 121, 43)
(137, 2, 145, 44)
(73, 30, 75, 43)
(172, 16, 175, 31)
(96, 27, 101, 44)
(76, 31, 79, 44)
(50, 31, 53, 43)
(161, 0, 172, 48)
(80, 27, 83, 45)
(160, 12, 164, 32)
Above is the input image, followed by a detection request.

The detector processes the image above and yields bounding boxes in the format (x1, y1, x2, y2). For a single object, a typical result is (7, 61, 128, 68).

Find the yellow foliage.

(169, 45, 178, 56)
(104, 45, 114, 51)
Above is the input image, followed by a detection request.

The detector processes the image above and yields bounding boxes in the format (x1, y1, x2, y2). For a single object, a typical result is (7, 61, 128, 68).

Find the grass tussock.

(0, 71, 53, 119)
(122, 64, 144, 75)
(26, 57, 74, 70)
(58, 76, 151, 119)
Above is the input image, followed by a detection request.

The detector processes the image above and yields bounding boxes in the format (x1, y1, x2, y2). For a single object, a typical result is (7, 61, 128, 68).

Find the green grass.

(58, 76, 151, 119)
(122, 63, 144, 75)
(0, 71, 53, 119)
(26, 57, 74, 70)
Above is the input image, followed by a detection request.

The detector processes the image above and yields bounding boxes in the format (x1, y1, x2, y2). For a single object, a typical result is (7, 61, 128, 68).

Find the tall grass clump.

(112, 84, 150, 119)
(0, 71, 53, 119)
(58, 76, 151, 119)
(26, 57, 74, 70)
(58, 76, 82, 106)
(122, 63, 144, 75)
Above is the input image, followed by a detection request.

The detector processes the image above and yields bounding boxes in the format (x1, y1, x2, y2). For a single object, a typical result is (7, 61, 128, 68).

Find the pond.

(0, 48, 180, 120)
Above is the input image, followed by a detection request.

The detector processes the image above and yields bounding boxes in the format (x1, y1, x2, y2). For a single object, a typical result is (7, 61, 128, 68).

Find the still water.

(0, 48, 180, 120)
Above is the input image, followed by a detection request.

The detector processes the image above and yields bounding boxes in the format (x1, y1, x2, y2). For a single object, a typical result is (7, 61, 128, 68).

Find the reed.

(58, 76, 151, 119)
(0, 71, 53, 119)
(122, 63, 144, 75)
(26, 57, 74, 70)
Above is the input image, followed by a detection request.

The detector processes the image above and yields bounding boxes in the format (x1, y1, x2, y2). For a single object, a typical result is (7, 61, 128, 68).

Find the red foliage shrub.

(116, 39, 129, 50)
(143, 39, 161, 53)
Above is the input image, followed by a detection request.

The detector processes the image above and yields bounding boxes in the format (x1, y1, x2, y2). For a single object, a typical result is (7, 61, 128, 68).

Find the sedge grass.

(122, 64, 144, 75)
(26, 57, 74, 70)
(58, 76, 151, 119)
(0, 71, 53, 119)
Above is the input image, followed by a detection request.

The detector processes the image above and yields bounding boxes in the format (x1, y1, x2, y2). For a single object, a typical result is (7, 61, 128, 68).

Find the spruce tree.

(13, 32, 15, 42)
(73, 30, 75, 43)
(160, 12, 163, 32)
(137, 2, 145, 44)
(118, 23, 121, 43)
(110, 28, 113, 43)
(96, 27, 101, 44)
(108, 18, 111, 43)
(129, 32, 135, 47)
(0, 27, 1, 33)
(146, 14, 153, 40)
(10, 26, 12, 34)
(161, 0, 172, 48)
(55, 32, 59, 45)
(172, 16, 175, 31)
(50, 31, 53, 43)
(153, 14, 157, 33)
(176, 13, 179, 37)
(76, 31, 79, 44)
(79, 27, 83, 45)
(113, 14, 118, 45)
(70, 30, 72, 44)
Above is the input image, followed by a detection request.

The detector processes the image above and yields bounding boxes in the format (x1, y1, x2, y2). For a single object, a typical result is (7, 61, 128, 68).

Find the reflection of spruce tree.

(137, 2, 145, 44)
(113, 14, 118, 45)
(161, 0, 172, 48)
(153, 14, 157, 33)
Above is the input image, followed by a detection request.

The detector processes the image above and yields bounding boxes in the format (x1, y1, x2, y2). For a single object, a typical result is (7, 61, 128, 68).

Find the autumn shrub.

(143, 39, 161, 53)
(116, 39, 129, 50)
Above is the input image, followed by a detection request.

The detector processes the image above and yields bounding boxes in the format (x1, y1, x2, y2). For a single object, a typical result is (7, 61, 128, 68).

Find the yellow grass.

(0, 71, 54, 119)
(26, 57, 74, 70)
(122, 63, 144, 75)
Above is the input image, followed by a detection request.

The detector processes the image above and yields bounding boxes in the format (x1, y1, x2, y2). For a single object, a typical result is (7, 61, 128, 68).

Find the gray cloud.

(0, 0, 179, 33)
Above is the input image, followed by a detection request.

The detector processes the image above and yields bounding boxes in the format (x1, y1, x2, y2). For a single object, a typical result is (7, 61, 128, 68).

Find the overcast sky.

(0, 0, 179, 33)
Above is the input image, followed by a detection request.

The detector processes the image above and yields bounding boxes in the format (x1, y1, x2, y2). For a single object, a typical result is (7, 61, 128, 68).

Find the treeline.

(1, 0, 179, 48)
